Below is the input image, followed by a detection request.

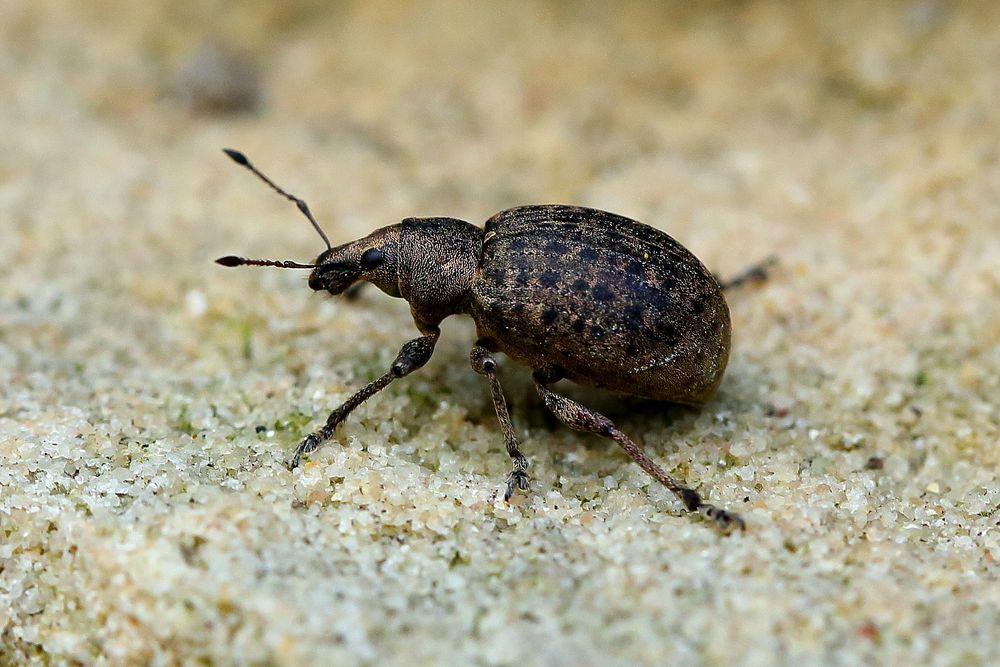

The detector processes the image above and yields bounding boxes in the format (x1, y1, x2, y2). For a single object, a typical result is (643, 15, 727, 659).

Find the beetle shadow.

(510, 378, 699, 444)
(402, 318, 752, 454)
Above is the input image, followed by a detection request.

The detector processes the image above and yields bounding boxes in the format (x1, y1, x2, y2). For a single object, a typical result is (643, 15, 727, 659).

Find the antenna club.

(223, 148, 250, 166)
(214, 255, 315, 269)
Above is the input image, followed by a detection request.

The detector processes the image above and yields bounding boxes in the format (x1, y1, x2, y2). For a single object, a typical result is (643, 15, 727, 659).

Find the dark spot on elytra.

(571, 278, 588, 292)
(539, 271, 559, 288)
(488, 268, 506, 287)
(509, 238, 527, 253)
(692, 296, 706, 315)
(626, 343, 639, 356)
(636, 280, 659, 300)
(626, 303, 644, 320)
(580, 248, 598, 262)
(541, 307, 559, 325)
(658, 321, 679, 344)
(590, 324, 605, 337)
(592, 283, 613, 301)
(572, 318, 585, 333)
(627, 259, 644, 275)
(545, 239, 568, 254)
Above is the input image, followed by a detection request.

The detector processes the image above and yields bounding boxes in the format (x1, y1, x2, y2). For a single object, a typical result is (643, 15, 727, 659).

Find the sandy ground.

(2, 1, 998, 664)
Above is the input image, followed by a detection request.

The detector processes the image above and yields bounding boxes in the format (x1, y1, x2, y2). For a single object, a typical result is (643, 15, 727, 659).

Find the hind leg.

(718, 256, 777, 291)
(533, 370, 743, 533)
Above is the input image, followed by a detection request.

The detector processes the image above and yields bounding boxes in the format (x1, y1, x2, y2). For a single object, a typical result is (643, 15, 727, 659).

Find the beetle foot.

(698, 503, 745, 534)
(288, 432, 323, 470)
(504, 469, 530, 501)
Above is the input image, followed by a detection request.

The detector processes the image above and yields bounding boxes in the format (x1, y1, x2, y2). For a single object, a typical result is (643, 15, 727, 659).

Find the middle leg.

(470, 342, 529, 501)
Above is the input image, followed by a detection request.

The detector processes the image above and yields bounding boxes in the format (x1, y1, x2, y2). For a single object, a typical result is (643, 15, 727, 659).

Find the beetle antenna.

(222, 148, 333, 250)
(216, 255, 315, 269)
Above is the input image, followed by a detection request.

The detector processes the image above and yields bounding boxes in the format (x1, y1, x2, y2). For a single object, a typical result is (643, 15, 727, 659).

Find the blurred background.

(10, 0, 995, 271)
(2, 1, 998, 664)
(6, 0, 998, 286)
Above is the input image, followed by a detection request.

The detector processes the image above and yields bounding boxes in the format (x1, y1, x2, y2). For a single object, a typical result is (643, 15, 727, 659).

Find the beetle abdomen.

(470, 205, 730, 404)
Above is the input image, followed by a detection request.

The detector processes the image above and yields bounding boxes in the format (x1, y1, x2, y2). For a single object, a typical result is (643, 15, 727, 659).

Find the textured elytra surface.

(470, 205, 730, 404)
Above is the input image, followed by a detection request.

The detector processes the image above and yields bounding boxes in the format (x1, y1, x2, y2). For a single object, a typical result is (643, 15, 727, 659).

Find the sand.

(1, 1, 998, 664)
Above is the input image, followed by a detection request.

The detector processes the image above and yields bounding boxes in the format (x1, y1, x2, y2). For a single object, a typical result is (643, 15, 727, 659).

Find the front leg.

(470, 342, 529, 501)
(289, 329, 439, 469)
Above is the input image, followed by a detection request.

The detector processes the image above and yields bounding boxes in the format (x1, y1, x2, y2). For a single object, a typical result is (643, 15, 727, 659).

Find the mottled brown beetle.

(217, 148, 766, 533)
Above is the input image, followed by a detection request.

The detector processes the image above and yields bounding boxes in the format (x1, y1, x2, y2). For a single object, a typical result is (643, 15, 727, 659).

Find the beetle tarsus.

(698, 503, 745, 533)
(679, 487, 702, 512)
(504, 468, 530, 501)
(289, 432, 322, 469)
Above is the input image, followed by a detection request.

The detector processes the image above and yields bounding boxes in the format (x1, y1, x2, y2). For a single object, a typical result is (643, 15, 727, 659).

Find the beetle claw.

(504, 470, 530, 501)
(288, 433, 319, 470)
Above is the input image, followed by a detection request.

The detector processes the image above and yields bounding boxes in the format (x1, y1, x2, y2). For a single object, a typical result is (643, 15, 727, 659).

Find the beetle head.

(308, 225, 401, 297)
(215, 148, 400, 298)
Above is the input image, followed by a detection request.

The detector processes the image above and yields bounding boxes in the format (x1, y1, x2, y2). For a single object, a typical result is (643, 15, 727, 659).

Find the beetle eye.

(360, 248, 384, 271)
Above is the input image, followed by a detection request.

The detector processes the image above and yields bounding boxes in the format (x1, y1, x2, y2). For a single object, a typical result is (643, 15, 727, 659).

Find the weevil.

(217, 148, 769, 532)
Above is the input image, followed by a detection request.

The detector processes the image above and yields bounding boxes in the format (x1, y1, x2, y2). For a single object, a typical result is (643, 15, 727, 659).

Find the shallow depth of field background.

(2, 1, 998, 664)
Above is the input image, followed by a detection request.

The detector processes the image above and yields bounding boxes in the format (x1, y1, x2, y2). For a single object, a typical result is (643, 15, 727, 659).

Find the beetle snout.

(308, 262, 359, 294)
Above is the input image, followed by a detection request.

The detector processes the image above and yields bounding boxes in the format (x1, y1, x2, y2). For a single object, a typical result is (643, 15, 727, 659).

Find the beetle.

(217, 148, 766, 533)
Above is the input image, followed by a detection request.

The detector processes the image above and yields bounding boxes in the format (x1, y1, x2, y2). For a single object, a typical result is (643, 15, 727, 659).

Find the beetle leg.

(289, 329, 440, 469)
(532, 373, 744, 534)
(470, 343, 529, 500)
(718, 255, 777, 291)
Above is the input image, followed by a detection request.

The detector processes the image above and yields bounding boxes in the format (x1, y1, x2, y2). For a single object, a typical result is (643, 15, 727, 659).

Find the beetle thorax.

(395, 217, 484, 329)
